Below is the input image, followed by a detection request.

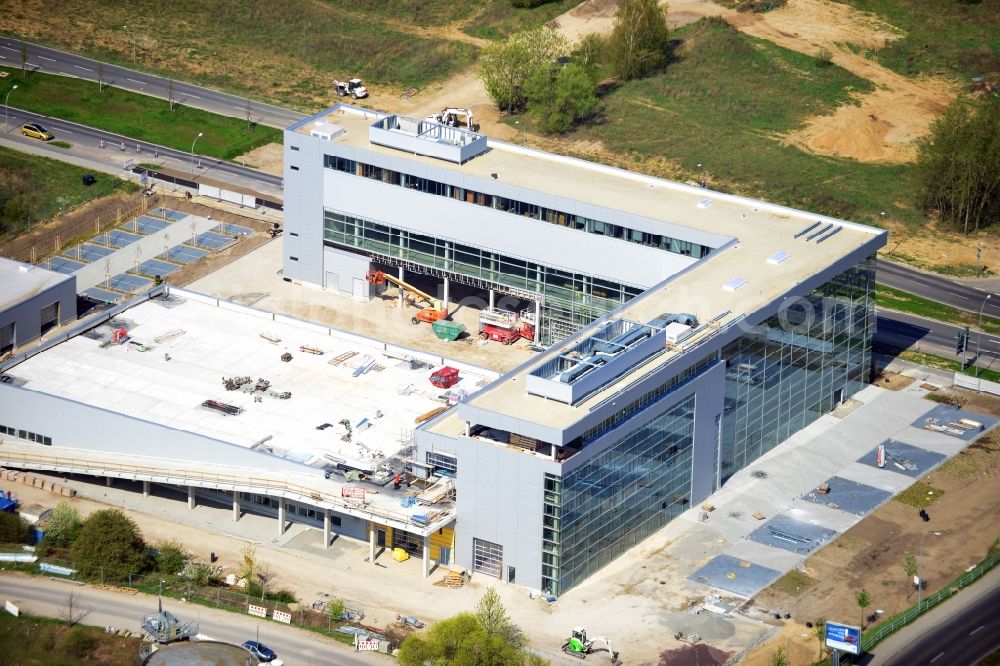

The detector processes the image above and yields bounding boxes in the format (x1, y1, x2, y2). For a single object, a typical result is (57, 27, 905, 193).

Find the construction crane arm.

(368, 271, 441, 309)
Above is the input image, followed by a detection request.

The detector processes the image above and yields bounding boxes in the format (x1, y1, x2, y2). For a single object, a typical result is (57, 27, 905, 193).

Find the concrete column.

(398, 266, 405, 308)
(323, 508, 331, 549)
(106, 477, 113, 487)
(369, 522, 377, 564)
(187, 485, 196, 509)
(443, 277, 450, 314)
(533, 299, 542, 343)
(422, 534, 431, 578)
(489, 289, 495, 311)
(277, 500, 285, 536)
(232, 493, 240, 522)
(142, 480, 150, 497)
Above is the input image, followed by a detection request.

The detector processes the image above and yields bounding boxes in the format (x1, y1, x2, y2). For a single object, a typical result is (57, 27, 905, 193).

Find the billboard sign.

(826, 621, 862, 655)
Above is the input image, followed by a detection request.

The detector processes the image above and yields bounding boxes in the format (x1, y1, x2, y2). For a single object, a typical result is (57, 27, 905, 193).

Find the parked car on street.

(242, 640, 277, 662)
(20, 123, 54, 141)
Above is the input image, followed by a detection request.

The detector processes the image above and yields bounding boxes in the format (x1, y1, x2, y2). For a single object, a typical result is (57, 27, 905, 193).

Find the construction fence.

(12, 555, 394, 651)
(844, 549, 1000, 662)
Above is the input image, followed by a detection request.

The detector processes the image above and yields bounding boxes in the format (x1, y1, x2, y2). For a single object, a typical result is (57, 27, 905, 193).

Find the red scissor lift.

(478, 308, 536, 346)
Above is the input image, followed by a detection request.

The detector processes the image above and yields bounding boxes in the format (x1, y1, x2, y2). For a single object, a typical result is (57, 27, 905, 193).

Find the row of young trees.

(479, 0, 671, 133)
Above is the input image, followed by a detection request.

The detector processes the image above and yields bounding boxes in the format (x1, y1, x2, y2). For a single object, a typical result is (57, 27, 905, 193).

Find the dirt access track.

(741, 388, 1000, 666)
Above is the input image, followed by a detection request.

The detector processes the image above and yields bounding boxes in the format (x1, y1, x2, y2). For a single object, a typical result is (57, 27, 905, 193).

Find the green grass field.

(464, 0, 580, 40)
(573, 18, 916, 229)
(836, 0, 1000, 79)
(875, 285, 1000, 335)
(0, 145, 135, 239)
(0, 66, 280, 160)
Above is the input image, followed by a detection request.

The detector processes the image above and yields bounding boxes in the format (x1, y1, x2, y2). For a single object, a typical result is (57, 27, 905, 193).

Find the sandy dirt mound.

(659, 643, 733, 666)
(729, 0, 957, 163)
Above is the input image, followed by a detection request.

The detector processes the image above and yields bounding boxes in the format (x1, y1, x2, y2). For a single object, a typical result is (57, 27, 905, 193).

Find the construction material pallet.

(329, 351, 358, 367)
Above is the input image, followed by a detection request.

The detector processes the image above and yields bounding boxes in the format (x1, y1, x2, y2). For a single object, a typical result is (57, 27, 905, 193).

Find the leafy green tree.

(154, 539, 188, 574)
(398, 613, 523, 666)
(813, 618, 827, 660)
(916, 97, 1000, 234)
(41, 502, 83, 549)
(475, 587, 523, 648)
(71, 508, 149, 576)
(0, 512, 31, 544)
(480, 27, 568, 113)
(608, 0, 670, 80)
(769, 645, 789, 666)
(328, 597, 346, 621)
(575, 33, 608, 76)
(525, 63, 599, 134)
(856, 588, 871, 628)
(902, 551, 919, 594)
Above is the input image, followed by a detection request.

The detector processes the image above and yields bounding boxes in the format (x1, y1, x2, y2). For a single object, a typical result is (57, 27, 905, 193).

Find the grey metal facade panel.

(323, 143, 731, 249)
(0, 384, 321, 475)
(689, 365, 726, 505)
(454, 437, 558, 589)
(323, 246, 371, 294)
(283, 131, 326, 285)
(321, 171, 695, 287)
(0, 276, 77, 348)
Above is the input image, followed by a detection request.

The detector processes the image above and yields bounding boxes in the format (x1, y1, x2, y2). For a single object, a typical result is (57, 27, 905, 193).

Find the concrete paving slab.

(747, 514, 837, 555)
(688, 553, 783, 599)
(800, 476, 893, 516)
(912, 404, 999, 441)
(857, 440, 947, 477)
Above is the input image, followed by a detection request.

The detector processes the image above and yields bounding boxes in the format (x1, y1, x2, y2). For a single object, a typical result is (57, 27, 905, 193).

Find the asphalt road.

(0, 574, 382, 665)
(872, 571, 1000, 666)
(876, 310, 1000, 369)
(2, 105, 282, 192)
(0, 39, 306, 129)
(876, 260, 999, 318)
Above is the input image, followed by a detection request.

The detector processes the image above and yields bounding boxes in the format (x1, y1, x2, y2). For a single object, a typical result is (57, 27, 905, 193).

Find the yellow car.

(21, 123, 54, 141)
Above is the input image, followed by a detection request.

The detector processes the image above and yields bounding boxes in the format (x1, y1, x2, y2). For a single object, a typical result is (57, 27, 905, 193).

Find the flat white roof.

(0, 257, 72, 311)
(11, 295, 491, 471)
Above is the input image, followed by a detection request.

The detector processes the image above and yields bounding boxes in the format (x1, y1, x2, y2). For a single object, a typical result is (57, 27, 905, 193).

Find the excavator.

(562, 627, 620, 663)
(366, 270, 448, 325)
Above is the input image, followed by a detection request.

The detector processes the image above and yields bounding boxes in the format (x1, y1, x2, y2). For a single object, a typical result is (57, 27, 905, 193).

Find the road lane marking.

(970, 625, 985, 635)
(930, 652, 946, 663)
(185, 93, 201, 99)
(58, 129, 74, 134)
(946, 291, 973, 300)
(74, 65, 92, 72)
(127, 78, 145, 84)
(38, 55, 55, 62)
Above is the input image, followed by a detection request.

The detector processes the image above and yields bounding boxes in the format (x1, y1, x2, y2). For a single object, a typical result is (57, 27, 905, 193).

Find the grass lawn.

(894, 481, 944, 509)
(573, 18, 916, 229)
(879, 346, 1000, 384)
(768, 569, 819, 597)
(875, 285, 1000, 336)
(0, 612, 142, 666)
(464, 0, 581, 40)
(836, 0, 1000, 79)
(0, 66, 279, 160)
(0, 145, 136, 240)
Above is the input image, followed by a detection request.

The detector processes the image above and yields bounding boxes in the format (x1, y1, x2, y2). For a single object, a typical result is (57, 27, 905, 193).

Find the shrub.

(40, 502, 82, 549)
(154, 539, 188, 575)
(0, 512, 32, 544)
(71, 508, 149, 576)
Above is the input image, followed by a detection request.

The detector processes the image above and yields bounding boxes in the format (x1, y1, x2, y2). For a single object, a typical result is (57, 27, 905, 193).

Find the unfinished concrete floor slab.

(800, 476, 893, 516)
(688, 553, 783, 599)
(912, 404, 999, 441)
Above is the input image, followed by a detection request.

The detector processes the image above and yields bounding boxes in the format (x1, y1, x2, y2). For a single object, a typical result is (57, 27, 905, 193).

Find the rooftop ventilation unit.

(310, 122, 345, 141)
(767, 251, 790, 265)
(664, 322, 692, 344)
(723, 278, 748, 292)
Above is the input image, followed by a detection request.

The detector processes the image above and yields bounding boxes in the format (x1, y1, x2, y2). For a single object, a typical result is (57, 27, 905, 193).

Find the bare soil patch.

(659, 643, 733, 666)
(233, 142, 284, 176)
(871, 370, 916, 391)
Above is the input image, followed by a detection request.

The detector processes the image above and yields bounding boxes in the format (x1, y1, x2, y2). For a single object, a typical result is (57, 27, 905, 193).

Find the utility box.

(430, 366, 459, 389)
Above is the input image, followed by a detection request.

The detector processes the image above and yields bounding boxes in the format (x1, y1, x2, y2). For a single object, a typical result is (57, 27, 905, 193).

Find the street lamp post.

(976, 294, 992, 378)
(917, 531, 942, 608)
(123, 25, 137, 63)
(190, 132, 203, 178)
(4, 84, 17, 132)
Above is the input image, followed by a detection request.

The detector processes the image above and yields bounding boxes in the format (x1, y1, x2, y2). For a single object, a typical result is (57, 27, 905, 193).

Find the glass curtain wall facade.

(541, 395, 696, 595)
(720, 257, 875, 481)
(324, 210, 644, 343)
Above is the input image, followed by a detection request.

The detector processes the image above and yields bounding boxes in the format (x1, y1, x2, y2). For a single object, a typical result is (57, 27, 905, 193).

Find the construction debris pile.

(221, 375, 291, 400)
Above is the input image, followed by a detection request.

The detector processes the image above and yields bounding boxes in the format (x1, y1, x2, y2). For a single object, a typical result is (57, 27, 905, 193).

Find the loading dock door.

(473, 538, 503, 578)
(39, 302, 59, 335)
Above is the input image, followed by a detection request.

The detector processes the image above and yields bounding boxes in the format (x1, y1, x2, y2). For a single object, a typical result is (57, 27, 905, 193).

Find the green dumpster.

(432, 320, 466, 341)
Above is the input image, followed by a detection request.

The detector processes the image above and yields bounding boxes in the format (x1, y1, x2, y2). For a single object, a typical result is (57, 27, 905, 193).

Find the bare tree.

(245, 99, 254, 132)
(97, 62, 105, 92)
(62, 591, 89, 626)
(19, 43, 28, 78)
(167, 80, 175, 111)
